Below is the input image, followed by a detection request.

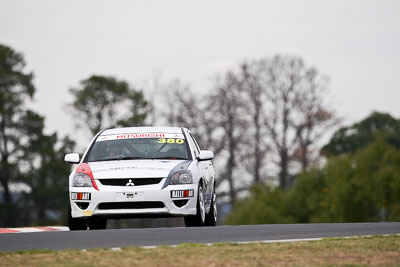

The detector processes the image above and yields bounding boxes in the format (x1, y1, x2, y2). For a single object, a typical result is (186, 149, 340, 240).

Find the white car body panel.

(68, 126, 215, 220)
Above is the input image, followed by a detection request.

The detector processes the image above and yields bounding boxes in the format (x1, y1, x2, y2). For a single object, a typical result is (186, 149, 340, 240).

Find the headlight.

(73, 173, 93, 187)
(169, 170, 193, 185)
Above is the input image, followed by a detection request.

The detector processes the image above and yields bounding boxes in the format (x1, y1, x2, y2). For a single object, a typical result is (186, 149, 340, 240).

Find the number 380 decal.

(158, 138, 184, 144)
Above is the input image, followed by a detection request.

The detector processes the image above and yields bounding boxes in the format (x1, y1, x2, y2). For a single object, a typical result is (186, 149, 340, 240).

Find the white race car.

(64, 127, 217, 230)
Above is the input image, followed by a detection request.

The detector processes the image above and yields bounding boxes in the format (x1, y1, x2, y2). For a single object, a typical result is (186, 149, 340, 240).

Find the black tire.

(204, 187, 217, 226)
(88, 217, 107, 230)
(184, 183, 205, 227)
(68, 203, 87, 231)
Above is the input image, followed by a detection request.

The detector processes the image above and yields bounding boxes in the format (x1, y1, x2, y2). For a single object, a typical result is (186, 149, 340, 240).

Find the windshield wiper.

(119, 156, 148, 160)
(89, 158, 121, 162)
(90, 156, 148, 162)
(151, 157, 188, 160)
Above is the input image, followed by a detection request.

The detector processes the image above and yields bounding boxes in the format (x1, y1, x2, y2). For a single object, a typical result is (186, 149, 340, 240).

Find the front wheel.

(184, 183, 205, 227)
(204, 188, 217, 226)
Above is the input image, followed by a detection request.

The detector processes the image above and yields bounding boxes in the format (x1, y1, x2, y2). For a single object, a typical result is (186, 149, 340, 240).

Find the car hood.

(88, 160, 189, 179)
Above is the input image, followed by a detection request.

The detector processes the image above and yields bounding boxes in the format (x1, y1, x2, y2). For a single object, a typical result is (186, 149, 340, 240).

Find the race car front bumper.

(69, 178, 198, 219)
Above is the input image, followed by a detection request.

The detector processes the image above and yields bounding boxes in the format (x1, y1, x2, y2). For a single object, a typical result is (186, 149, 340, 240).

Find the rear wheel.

(184, 183, 205, 227)
(204, 188, 217, 226)
(68, 203, 87, 231)
(88, 217, 107, 230)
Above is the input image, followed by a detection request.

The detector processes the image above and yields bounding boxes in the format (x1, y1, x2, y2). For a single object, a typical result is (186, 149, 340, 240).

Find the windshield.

(85, 133, 191, 162)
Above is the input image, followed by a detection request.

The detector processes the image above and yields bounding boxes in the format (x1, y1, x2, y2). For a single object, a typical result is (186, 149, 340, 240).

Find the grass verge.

(0, 235, 399, 266)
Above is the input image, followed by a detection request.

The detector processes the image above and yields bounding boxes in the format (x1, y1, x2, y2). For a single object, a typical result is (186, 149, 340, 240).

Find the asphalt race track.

(1, 222, 399, 252)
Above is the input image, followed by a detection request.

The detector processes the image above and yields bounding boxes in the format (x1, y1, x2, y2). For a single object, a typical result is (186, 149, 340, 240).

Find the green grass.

(0, 235, 399, 266)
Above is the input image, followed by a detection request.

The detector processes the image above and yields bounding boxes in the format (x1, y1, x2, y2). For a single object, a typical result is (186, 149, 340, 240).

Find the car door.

(189, 133, 214, 207)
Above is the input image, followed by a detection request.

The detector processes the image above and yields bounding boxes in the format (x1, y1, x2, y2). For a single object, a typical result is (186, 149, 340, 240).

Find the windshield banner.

(96, 133, 185, 142)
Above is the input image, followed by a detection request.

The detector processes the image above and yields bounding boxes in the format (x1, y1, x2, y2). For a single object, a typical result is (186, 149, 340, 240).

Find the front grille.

(97, 201, 165, 210)
(98, 178, 163, 186)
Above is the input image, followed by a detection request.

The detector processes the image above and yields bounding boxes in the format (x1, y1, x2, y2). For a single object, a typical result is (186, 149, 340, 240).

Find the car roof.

(100, 126, 186, 136)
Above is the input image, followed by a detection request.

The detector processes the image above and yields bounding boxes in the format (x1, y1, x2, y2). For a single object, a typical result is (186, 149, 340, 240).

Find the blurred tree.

(0, 44, 76, 227)
(291, 69, 339, 171)
(258, 56, 300, 189)
(224, 184, 293, 225)
(0, 44, 35, 226)
(240, 63, 269, 184)
(69, 75, 150, 136)
(207, 72, 249, 205)
(225, 138, 400, 224)
(303, 139, 400, 222)
(239, 56, 337, 189)
(18, 110, 75, 226)
(322, 112, 400, 156)
(261, 56, 337, 188)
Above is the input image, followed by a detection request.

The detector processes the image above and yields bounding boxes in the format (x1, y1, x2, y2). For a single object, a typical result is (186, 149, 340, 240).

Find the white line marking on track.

(238, 237, 324, 244)
(142, 246, 158, 249)
(136, 234, 400, 249)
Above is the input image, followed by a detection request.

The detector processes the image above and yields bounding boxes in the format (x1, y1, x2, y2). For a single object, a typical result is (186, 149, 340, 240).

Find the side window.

(187, 132, 200, 156)
(189, 133, 202, 152)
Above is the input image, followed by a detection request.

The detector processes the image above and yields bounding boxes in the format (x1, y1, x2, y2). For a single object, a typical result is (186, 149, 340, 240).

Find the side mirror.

(64, 153, 80, 164)
(198, 150, 214, 161)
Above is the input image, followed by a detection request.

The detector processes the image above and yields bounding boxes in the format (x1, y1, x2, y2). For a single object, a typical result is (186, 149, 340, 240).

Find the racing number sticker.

(158, 138, 184, 144)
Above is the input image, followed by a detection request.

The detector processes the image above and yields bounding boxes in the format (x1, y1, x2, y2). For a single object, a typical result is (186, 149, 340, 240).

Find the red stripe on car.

(76, 163, 99, 191)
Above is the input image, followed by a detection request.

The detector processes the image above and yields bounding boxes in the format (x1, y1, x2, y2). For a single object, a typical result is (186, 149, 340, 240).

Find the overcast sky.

(1, 0, 400, 148)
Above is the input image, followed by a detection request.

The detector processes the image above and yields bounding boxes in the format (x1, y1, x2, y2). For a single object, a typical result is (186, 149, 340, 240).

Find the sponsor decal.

(96, 133, 185, 142)
(171, 189, 194, 198)
(71, 192, 91, 200)
(82, 210, 93, 216)
(117, 133, 165, 139)
(205, 194, 213, 205)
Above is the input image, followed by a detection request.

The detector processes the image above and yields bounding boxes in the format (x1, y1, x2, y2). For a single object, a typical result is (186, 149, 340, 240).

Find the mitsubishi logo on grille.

(126, 179, 135, 186)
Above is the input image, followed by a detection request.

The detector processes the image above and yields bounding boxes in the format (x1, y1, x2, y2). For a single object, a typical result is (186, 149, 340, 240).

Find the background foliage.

(0, 44, 76, 226)
(226, 113, 400, 224)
